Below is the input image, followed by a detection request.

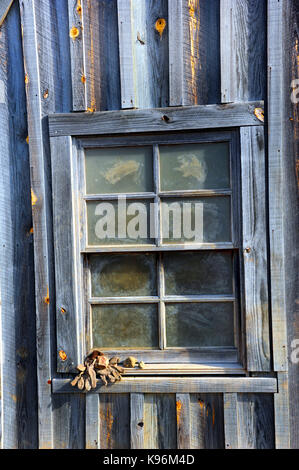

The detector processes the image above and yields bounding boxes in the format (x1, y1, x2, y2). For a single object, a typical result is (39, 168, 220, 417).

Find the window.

(50, 106, 266, 375)
(76, 130, 241, 374)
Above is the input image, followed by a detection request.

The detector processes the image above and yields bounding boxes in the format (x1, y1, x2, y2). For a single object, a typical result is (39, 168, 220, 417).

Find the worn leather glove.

(71, 349, 125, 391)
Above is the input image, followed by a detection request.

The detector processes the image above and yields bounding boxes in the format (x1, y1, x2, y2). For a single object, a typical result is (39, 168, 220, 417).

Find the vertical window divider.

(153, 144, 166, 349)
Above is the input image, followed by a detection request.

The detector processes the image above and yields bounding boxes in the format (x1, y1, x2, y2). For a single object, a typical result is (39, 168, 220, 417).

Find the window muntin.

(80, 132, 240, 361)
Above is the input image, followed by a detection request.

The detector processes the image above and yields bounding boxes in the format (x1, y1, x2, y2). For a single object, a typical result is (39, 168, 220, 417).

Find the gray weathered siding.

(0, 0, 298, 449)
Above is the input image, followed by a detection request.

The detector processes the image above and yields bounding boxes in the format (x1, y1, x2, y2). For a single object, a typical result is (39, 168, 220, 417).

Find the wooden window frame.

(49, 102, 270, 376)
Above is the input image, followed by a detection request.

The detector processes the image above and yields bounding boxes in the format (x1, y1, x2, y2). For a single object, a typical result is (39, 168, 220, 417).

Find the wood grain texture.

(237, 393, 275, 449)
(53, 377, 278, 394)
(118, 0, 169, 109)
(86, 393, 100, 449)
(144, 394, 176, 449)
(51, 136, 81, 372)
(190, 393, 224, 449)
(68, 0, 87, 110)
(49, 101, 264, 136)
(282, 0, 299, 448)
(267, 0, 288, 372)
(176, 394, 191, 449)
(169, 0, 220, 106)
(0, 0, 13, 26)
(223, 393, 239, 449)
(117, 0, 135, 108)
(240, 126, 271, 371)
(87, 0, 120, 111)
(0, 1, 38, 448)
(19, 0, 72, 448)
(274, 372, 290, 449)
(99, 394, 130, 449)
(130, 393, 145, 449)
(52, 393, 85, 449)
(220, 0, 266, 102)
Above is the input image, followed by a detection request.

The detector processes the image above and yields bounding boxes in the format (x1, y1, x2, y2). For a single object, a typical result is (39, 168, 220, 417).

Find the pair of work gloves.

(70, 349, 125, 391)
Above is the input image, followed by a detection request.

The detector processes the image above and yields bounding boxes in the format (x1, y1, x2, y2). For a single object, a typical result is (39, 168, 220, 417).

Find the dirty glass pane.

(159, 142, 230, 191)
(92, 304, 158, 348)
(87, 199, 154, 245)
(163, 251, 233, 296)
(161, 197, 231, 243)
(89, 254, 157, 297)
(166, 303, 235, 347)
(85, 147, 153, 194)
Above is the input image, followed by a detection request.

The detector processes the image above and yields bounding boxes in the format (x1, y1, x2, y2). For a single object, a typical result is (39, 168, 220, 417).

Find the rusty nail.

(59, 350, 67, 361)
(70, 26, 79, 39)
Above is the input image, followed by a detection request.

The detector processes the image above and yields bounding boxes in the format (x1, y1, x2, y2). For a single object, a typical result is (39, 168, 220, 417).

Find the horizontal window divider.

(89, 296, 159, 304)
(163, 295, 235, 303)
(84, 193, 156, 200)
(88, 295, 235, 304)
(83, 243, 236, 253)
(158, 189, 232, 197)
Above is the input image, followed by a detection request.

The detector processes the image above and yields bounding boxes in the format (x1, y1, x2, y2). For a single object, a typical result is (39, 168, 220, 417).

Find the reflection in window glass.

(159, 142, 230, 191)
(92, 304, 159, 348)
(163, 251, 233, 296)
(161, 197, 231, 243)
(85, 147, 153, 194)
(166, 303, 235, 347)
(89, 254, 157, 297)
(87, 199, 155, 245)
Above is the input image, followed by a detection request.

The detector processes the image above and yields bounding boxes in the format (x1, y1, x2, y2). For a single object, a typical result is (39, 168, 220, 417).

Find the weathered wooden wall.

(0, 0, 298, 449)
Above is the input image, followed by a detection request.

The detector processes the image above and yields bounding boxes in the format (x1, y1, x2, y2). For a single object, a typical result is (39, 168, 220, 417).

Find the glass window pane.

(159, 142, 230, 191)
(89, 254, 157, 297)
(166, 303, 235, 347)
(163, 251, 233, 296)
(87, 199, 154, 245)
(85, 147, 153, 194)
(161, 197, 231, 243)
(92, 304, 158, 348)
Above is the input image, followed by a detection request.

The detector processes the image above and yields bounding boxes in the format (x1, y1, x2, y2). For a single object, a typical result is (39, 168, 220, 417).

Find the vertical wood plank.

(176, 394, 191, 449)
(82, 0, 101, 112)
(267, 0, 288, 372)
(19, 0, 72, 447)
(220, 0, 266, 103)
(237, 393, 275, 449)
(86, 394, 100, 449)
(0, 2, 38, 448)
(99, 394, 130, 449)
(168, 0, 183, 106)
(118, 0, 169, 109)
(190, 394, 224, 449)
(89, 0, 121, 111)
(130, 393, 144, 449)
(117, 0, 136, 108)
(240, 126, 271, 371)
(19, 0, 54, 448)
(223, 393, 239, 449)
(282, 0, 299, 448)
(68, 0, 87, 110)
(274, 372, 290, 448)
(131, 0, 169, 109)
(52, 394, 85, 449)
(51, 136, 81, 372)
(169, 0, 220, 106)
(144, 394, 177, 449)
